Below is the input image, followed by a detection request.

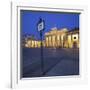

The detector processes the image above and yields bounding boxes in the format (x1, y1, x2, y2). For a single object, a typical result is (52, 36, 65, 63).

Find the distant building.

(22, 34, 41, 48)
(45, 27, 68, 48)
(65, 29, 79, 48)
(23, 27, 79, 48)
(45, 27, 79, 48)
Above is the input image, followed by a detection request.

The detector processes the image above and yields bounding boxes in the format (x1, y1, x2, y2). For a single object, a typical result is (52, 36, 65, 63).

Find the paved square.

(22, 48, 79, 78)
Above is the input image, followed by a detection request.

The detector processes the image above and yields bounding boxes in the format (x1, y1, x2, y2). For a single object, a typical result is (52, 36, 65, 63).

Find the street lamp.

(37, 18, 45, 75)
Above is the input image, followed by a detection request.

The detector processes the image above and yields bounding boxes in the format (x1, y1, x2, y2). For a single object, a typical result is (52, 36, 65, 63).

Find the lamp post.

(37, 18, 45, 75)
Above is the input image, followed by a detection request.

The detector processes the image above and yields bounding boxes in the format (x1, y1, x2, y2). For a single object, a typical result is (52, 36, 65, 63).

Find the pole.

(40, 31, 44, 75)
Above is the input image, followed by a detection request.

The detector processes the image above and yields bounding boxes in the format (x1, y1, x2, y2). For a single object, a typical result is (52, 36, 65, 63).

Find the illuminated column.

(78, 33, 79, 48)
(30, 40, 32, 48)
(31, 40, 33, 47)
(48, 36, 50, 47)
(47, 36, 49, 47)
(68, 35, 72, 48)
(55, 35, 57, 47)
(35, 41, 37, 48)
(52, 35, 55, 47)
(55, 36, 57, 47)
(51, 35, 52, 47)
(29, 40, 31, 48)
(46, 36, 49, 47)
(54, 36, 56, 47)
(71, 34, 73, 48)
(61, 35, 63, 48)
(60, 35, 61, 47)
(31, 40, 35, 48)
(49, 36, 52, 47)
(48, 36, 49, 47)
(63, 35, 65, 48)
(26, 40, 28, 47)
(57, 35, 60, 47)
(45, 37, 46, 47)
(27, 40, 30, 47)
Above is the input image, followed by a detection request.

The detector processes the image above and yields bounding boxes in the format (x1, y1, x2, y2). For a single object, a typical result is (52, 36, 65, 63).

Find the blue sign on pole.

(37, 18, 45, 31)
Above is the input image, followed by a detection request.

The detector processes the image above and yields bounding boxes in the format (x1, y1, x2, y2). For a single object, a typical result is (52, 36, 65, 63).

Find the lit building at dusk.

(45, 27, 68, 48)
(22, 34, 41, 48)
(45, 27, 79, 48)
(23, 27, 79, 48)
(65, 29, 79, 48)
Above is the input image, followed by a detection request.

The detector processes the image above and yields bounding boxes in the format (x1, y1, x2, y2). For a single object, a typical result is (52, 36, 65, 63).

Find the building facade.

(45, 27, 79, 48)
(45, 27, 68, 48)
(23, 27, 79, 48)
(25, 39, 41, 48)
(65, 29, 79, 48)
(22, 34, 41, 48)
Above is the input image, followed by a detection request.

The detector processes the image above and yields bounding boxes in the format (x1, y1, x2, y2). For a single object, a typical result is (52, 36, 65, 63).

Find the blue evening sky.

(21, 10, 80, 40)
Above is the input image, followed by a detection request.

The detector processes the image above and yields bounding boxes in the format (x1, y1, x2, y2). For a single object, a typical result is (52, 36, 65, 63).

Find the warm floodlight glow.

(68, 35, 72, 48)
(24, 28, 79, 48)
